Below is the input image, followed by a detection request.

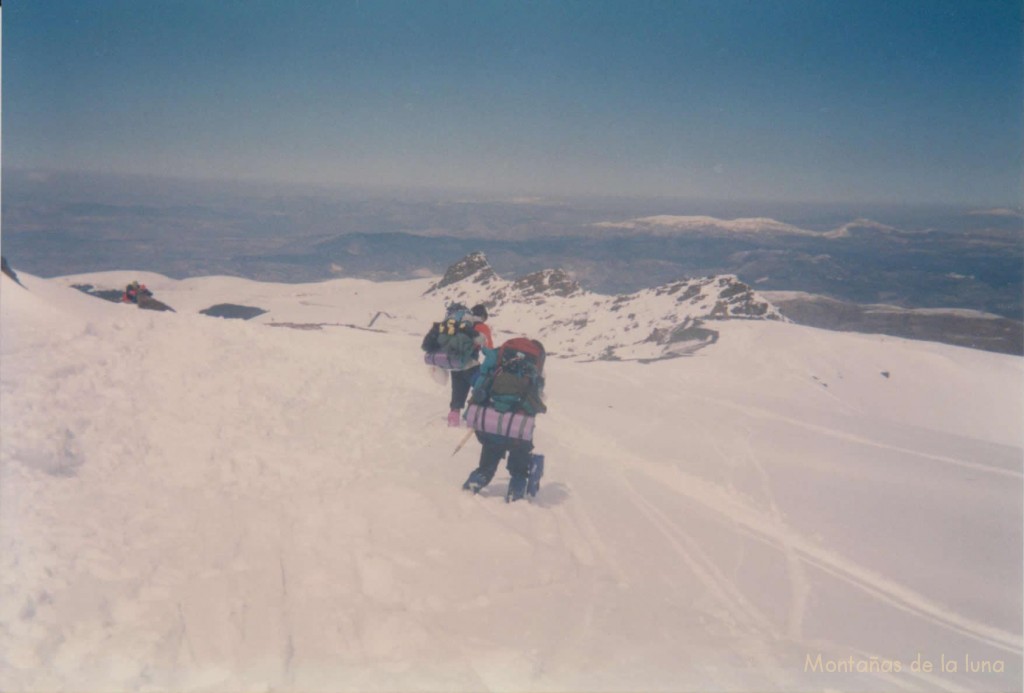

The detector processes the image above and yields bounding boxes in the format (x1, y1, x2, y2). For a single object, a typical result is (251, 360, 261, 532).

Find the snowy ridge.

(62, 254, 787, 362)
(968, 208, 1024, 218)
(2, 268, 1022, 692)
(762, 291, 1009, 320)
(829, 217, 901, 238)
(593, 214, 900, 239)
(427, 252, 784, 360)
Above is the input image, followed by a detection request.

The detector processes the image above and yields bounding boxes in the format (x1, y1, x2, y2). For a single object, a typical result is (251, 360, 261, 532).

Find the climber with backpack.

(421, 302, 493, 426)
(122, 280, 152, 304)
(461, 337, 546, 502)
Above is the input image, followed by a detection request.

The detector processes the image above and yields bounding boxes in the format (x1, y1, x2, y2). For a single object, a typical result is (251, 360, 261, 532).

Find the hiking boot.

(462, 469, 488, 493)
(447, 409, 461, 427)
(506, 476, 528, 503)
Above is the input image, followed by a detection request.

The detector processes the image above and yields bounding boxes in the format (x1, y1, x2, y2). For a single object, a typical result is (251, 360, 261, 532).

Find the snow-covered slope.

(2, 269, 1021, 692)
(60, 253, 784, 362)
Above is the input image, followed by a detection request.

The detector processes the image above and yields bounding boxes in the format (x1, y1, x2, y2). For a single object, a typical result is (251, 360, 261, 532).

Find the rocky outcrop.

(427, 254, 783, 362)
(72, 285, 124, 302)
(199, 304, 267, 320)
(136, 295, 176, 312)
(654, 276, 779, 320)
(425, 251, 498, 293)
(1, 257, 23, 286)
(511, 268, 582, 300)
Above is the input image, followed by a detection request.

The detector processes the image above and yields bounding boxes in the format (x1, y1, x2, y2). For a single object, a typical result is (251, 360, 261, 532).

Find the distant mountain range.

(3, 170, 1019, 334)
(593, 215, 901, 239)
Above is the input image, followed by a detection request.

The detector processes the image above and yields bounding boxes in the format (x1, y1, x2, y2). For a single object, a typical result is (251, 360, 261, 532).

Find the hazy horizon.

(4, 166, 1015, 218)
(3, 168, 1021, 324)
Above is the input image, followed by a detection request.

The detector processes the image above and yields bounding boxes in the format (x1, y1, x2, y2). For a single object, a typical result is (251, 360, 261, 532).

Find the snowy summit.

(1, 257, 1021, 692)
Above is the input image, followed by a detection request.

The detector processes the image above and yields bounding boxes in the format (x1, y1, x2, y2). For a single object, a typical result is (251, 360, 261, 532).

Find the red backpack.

(497, 337, 546, 375)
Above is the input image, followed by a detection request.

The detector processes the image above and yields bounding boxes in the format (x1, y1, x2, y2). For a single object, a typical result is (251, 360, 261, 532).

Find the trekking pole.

(451, 429, 474, 456)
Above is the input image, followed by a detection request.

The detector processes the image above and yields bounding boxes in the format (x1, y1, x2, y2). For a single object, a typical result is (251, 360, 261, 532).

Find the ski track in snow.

(730, 425, 813, 642)
(619, 448, 1021, 654)
(1, 271, 1021, 691)
(700, 394, 1023, 481)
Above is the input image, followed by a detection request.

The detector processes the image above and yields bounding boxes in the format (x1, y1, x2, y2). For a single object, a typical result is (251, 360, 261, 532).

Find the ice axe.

(451, 428, 474, 456)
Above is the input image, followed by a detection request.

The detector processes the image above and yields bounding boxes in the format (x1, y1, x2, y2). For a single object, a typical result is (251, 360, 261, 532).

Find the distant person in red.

(449, 304, 493, 426)
(122, 280, 152, 304)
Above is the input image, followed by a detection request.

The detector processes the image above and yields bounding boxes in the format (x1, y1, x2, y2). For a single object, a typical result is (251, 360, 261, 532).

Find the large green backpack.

(472, 338, 547, 415)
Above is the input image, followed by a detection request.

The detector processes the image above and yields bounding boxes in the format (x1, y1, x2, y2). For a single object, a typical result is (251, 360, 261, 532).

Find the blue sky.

(4, 0, 1022, 205)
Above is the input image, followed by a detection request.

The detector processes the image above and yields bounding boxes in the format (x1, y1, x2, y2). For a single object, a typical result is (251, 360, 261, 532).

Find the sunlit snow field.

(1, 270, 1021, 692)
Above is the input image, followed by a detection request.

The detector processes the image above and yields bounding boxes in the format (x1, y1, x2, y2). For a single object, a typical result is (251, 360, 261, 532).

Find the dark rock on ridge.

(199, 304, 268, 320)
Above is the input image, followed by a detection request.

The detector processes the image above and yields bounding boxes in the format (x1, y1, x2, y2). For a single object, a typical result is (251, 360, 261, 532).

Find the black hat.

(471, 304, 488, 320)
